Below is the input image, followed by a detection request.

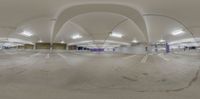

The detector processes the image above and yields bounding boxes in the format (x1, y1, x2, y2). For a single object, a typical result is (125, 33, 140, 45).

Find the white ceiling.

(70, 12, 127, 40)
(0, 0, 199, 45)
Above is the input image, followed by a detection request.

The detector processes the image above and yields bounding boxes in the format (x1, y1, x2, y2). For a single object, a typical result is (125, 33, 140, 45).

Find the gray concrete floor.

(0, 50, 200, 99)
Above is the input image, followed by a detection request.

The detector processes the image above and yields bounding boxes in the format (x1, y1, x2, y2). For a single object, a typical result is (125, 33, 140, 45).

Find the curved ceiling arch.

(53, 4, 148, 42)
(143, 14, 197, 43)
(55, 21, 93, 43)
(143, 14, 200, 44)
(143, 14, 195, 38)
(10, 17, 53, 43)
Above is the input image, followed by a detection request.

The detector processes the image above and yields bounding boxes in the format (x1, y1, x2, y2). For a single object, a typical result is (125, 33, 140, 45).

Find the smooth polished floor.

(0, 50, 200, 99)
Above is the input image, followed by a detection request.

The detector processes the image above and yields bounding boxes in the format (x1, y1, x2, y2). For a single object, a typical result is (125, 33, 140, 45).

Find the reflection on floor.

(0, 50, 200, 99)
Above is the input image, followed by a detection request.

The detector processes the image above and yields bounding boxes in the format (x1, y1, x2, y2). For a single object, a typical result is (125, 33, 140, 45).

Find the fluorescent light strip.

(169, 38, 198, 45)
(20, 31, 33, 37)
(68, 40, 130, 46)
(60, 41, 65, 44)
(172, 30, 185, 36)
(72, 34, 82, 39)
(38, 40, 43, 43)
(132, 39, 138, 43)
(159, 39, 165, 43)
(110, 32, 123, 38)
(3, 38, 33, 44)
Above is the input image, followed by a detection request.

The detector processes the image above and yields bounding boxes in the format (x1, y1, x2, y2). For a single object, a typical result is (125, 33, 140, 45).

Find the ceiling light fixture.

(72, 34, 82, 39)
(60, 40, 65, 44)
(38, 40, 43, 43)
(110, 32, 123, 38)
(159, 39, 166, 43)
(20, 31, 33, 37)
(172, 30, 185, 36)
(132, 39, 138, 43)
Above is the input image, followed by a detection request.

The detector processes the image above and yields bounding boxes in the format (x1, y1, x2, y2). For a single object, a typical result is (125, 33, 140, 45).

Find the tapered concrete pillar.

(155, 44, 158, 52)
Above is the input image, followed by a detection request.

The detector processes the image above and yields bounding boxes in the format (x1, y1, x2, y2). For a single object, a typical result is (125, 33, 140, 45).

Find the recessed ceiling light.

(60, 41, 65, 44)
(20, 31, 33, 37)
(110, 32, 123, 38)
(132, 39, 138, 43)
(159, 39, 166, 43)
(172, 30, 185, 36)
(72, 34, 82, 39)
(38, 40, 43, 43)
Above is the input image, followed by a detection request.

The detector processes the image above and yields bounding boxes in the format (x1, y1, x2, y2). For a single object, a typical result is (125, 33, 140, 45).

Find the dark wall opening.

(35, 43, 51, 49)
(18, 45, 24, 49)
(68, 45, 77, 50)
(24, 44, 34, 49)
(52, 43, 67, 50)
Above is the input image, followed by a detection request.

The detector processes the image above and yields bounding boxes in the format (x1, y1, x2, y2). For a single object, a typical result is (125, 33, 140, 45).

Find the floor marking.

(45, 53, 50, 59)
(123, 55, 136, 59)
(158, 54, 170, 61)
(57, 53, 72, 65)
(3, 50, 18, 55)
(141, 54, 149, 63)
(30, 52, 41, 58)
(57, 53, 67, 60)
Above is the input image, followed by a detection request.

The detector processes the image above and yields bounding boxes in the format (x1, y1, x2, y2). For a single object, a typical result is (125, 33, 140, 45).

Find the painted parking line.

(141, 54, 149, 63)
(123, 55, 136, 59)
(45, 53, 50, 59)
(158, 54, 170, 61)
(57, 53, 67, 60)
(30, 52, 41, 58)
(57, 53, 72, 65)
(3, 50, 18, 55)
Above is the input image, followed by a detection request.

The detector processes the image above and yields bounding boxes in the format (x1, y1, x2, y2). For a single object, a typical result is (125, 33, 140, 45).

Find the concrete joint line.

(136, 66, 200, 93)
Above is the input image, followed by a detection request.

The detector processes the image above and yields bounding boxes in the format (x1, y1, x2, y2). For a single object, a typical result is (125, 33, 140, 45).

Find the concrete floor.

(0, 50, 200, 99)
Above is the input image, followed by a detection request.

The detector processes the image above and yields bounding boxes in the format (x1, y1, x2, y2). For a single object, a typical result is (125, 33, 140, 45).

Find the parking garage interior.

(0, 0, 200, 99)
